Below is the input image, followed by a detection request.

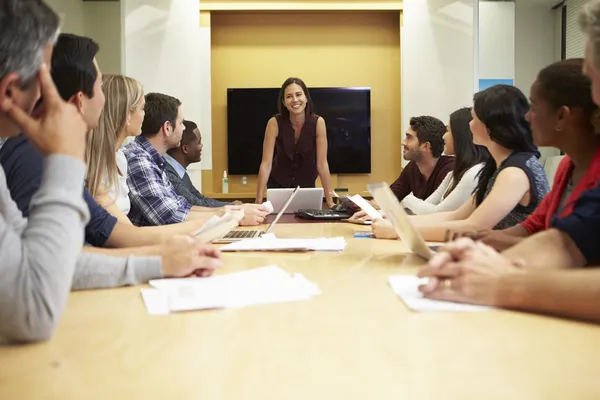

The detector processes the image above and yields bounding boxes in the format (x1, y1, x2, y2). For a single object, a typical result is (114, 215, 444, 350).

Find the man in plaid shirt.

(125, 93, 268, 226)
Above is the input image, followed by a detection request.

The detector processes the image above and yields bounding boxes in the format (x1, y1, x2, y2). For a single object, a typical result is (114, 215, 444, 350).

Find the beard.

(403, 147, 421, 161)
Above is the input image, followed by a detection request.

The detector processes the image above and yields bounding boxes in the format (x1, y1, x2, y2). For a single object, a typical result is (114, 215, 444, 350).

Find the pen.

(354, 232, 375, 238)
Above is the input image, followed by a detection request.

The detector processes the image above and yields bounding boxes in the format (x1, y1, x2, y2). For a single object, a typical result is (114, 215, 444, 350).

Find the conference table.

(2, 221, 600, 399)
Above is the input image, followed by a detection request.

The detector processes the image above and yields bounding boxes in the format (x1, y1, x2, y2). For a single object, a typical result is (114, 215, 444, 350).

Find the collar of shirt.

(131, 135, 166, 170)
(164, 153, 187, 179)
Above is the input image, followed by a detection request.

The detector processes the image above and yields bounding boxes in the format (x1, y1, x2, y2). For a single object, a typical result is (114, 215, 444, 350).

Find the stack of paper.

(141, 266, 320, 315)
(220, 236, 347, 252)
(388, 275, 492, 312)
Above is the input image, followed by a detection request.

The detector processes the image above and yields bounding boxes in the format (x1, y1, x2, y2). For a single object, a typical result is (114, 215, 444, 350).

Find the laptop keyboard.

(223, 230, 260, 239)
(295, 209, 351, 220)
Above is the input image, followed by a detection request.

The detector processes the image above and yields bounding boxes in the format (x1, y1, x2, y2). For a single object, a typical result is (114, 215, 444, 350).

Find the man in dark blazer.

(164, 120, 233, 208)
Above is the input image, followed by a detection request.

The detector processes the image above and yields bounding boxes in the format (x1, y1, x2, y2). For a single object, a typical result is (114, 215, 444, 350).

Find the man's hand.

(160, 235, 222, 278)
(0, 64, 88, 161)
(417, 238, 524, 306)
(349, 210, 371, 221)
(372, 218, 398, 240)
(448, 229, 523, 251)
(239, 203, 268, 226)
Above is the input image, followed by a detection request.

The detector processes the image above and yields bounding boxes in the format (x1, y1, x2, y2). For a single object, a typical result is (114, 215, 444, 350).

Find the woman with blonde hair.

(87, 74, 144, 219)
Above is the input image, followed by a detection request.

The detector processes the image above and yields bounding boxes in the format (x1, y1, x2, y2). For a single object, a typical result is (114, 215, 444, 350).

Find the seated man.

(0, 33, 220, 292)
(164, 120, 231, 208)
(125, 93, 268, 226)
(0, 0, 89, 342)
(390, 116, 455, 202)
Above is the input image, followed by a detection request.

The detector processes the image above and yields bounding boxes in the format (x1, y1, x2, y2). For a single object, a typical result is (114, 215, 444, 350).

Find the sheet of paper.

(219, 237, 347, 252)
(349, 194, 382, 220)
(192, 214, 225, 236)
(140, 288, 170, 315)
(262, 201, 274, 214)
(143, 266, 321, 314)
(388, 275, 492, 312)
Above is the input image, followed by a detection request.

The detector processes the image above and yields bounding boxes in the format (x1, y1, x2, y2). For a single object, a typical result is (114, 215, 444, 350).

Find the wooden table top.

(2, 222, 600, 399)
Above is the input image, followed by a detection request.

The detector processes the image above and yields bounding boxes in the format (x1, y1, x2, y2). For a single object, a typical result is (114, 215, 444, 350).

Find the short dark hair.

(0, 0, 60, 86)
(472, 85, 538, 205)
(409, 116, 446, 157)
(183, 120, 198, 136)
(166, 120, 198, 157)
(51, 33, 100, 101)
(277, 77, 314, 120)
(537, 58, 597, 126)
(141, 92, 182, 137)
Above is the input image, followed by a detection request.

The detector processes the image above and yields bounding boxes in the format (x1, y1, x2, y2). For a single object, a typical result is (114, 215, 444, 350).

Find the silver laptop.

(267, 187, 323, 214)
(213, 186, 300, 244)
(367, 182, 439, 260)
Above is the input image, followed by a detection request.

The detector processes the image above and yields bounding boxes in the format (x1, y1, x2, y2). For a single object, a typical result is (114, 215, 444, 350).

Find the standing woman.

(255, 77, 335, 207)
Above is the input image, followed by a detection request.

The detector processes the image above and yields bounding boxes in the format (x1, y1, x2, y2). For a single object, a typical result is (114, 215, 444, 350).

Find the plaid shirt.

(124, 136, 191, 226)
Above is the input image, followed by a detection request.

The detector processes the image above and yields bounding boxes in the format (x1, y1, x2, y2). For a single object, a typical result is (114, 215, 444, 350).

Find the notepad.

(388, 275, 492, 312)
(141, 266, 321, 314)
(348, 194, 382, 220)
(219, 236, 347, 252)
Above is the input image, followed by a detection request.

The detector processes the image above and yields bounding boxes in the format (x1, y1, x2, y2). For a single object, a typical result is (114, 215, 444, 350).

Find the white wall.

(479, 1, 514, 83)
(45, 0, 122, 74)
(514, 2, 557, 96)
(45, 0, 84, 35)
(122, 0, 204, 188)
(83, 2, 122, 74)
(401, 0, 475, 166)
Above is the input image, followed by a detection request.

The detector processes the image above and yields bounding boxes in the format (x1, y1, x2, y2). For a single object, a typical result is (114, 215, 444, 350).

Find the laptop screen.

(265, 186, 300, 233)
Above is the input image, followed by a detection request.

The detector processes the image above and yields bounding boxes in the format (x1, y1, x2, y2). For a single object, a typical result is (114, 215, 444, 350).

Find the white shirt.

(402, 163, 484, 215)
(108, 149, 131, 216)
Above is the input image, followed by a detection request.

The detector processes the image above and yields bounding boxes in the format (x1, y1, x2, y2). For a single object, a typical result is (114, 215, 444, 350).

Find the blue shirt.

(164, 153, 186, 179)
(0, 135, 117, 246)
(124, 136, 192, 226)
(551, 179, 600, 265)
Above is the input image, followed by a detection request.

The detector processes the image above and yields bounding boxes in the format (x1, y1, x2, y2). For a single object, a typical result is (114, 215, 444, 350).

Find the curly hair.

(409, 116, 446, 158)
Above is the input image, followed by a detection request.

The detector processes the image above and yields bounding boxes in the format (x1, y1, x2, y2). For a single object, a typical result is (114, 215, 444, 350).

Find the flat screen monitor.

(226, 87, 371, 175)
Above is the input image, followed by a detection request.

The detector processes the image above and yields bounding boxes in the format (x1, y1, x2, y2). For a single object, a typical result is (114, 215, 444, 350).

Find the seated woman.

(402, 107, 489, 214)
(373, 84, 550, 242)
(86, 75, 143, 221)
(453, 59, 600, 251)
(255, 77, 335, 207)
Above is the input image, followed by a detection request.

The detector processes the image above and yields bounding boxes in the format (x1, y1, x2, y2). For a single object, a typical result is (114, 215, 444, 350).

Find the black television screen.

(226, 87, 371, 175)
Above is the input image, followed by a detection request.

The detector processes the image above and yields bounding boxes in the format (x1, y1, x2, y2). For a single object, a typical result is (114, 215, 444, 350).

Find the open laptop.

(267, 187, 323, 214)
(212, 186, 300, 244)
(367, 182, 439, 260)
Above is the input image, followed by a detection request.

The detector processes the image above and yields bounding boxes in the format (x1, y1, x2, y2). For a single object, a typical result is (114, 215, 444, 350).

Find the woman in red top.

(462, 58, 600, 250)
(255, 77, 334, 207)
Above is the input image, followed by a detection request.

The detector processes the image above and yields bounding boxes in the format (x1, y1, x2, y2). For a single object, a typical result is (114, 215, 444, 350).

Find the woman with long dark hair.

(403, 107, 489, 214)
(255, 77, 334, 207)
(455, 58, 600, 251)
(373, 84, 550, 241)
